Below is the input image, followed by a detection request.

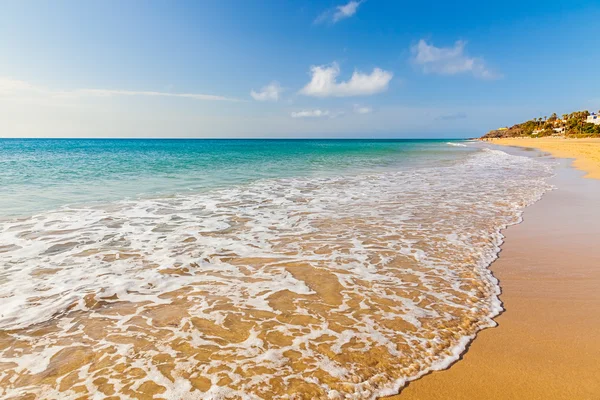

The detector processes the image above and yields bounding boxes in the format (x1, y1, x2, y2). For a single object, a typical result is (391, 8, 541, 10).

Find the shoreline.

(0, 144, 600, 399)
(2, 141, 550, 398)
(485, 137, 600, 179)
(386, 142, 600, 399)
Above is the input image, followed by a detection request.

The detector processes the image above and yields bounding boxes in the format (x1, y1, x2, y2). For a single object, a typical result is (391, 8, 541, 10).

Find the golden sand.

(489, 137, 600, 179)
(388, 145, 600, 399)
(0, 146, 560, 399)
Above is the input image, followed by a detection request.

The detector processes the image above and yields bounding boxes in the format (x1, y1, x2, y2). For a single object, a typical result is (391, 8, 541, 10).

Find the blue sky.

(1, 0, 599, 138)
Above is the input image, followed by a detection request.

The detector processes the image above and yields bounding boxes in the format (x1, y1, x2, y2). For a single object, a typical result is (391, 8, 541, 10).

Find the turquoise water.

(0, 139, 474, 216)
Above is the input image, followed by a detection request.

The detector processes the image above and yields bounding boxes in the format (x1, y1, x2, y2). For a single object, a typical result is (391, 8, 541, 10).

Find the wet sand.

(3, 148, 550, 399)
(490, 137, 600, 179)
(388, 148, 600, 399)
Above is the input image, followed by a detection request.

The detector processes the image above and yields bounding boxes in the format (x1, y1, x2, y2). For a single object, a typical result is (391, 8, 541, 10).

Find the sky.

(1, 0, 599, 138)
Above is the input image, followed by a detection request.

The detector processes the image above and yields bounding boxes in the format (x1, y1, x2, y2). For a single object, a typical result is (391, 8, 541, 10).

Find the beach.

(489, 137, 600, 179)
(390, 142, 600, 399)
(0, 139, 555, 399)
(3, 0, 600, 398)
(2, 139, 599, 398)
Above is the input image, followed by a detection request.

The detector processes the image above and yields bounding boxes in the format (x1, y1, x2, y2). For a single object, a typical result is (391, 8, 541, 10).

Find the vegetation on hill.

(482, 110, 600, 139)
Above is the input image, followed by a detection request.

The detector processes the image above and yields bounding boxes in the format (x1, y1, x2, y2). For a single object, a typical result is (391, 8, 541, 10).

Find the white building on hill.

(587, 113, 600, 125)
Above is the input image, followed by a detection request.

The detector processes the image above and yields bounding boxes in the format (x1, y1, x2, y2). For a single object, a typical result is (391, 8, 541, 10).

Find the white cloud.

(354, 104, 372, 114)
(299, 63, 392, 97)
(70, 89, 240, 101)
(250, 81, 283, 102)
(333, 1, 362, 22)
(290, 109, 331, 118)
(0, 77, 242, 102)
(315, 1, 362, 24)
(410, 39, 500, 79)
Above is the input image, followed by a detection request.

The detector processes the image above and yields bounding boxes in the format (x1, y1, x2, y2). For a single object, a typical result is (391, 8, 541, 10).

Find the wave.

(446, 142, 467, 147)
(0, 149, 554, 399)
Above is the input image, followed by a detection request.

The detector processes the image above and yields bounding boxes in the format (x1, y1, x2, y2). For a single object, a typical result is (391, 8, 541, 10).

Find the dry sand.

(386, 144, 600, 399)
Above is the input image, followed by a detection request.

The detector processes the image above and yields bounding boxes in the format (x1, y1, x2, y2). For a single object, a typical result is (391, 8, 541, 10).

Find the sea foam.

(0, 148, 554, 399)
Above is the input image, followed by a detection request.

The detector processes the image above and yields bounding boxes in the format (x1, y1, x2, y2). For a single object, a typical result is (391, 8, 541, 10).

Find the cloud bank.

(290, 109, 331, 118)
(250, 82, 283, 101)
(411, 40, 499, 80)
(299, 63, 392, 97)
(0, 77, 241, 102)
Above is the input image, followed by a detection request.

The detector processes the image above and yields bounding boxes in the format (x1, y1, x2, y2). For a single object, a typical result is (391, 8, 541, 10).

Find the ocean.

(0, 139, 553, 399)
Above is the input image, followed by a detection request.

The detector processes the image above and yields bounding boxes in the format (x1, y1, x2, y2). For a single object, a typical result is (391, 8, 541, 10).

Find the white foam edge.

(354, 167, 556, 399)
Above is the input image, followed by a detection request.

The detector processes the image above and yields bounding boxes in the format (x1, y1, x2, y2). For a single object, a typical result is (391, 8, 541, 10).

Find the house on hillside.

(587, 113, 600, 125)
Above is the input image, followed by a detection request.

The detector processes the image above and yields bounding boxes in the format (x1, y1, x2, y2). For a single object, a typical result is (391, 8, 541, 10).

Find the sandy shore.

(488, 137, 600, 179)
(387, 144, 600, 399)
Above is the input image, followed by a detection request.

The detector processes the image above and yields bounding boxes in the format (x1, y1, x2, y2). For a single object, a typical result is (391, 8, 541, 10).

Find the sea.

(0, 139, 554, 399)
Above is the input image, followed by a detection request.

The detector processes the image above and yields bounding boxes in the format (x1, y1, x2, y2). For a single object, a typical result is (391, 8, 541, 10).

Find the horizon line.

(0, 136, 475, 140)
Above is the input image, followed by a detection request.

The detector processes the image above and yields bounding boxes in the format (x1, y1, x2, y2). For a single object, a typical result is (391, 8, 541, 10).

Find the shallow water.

(0, 139, 469, 217)
(0, 140, 553, 399)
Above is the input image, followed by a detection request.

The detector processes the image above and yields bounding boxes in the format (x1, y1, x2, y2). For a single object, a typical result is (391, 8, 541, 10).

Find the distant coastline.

(481, 110, 600, 139)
